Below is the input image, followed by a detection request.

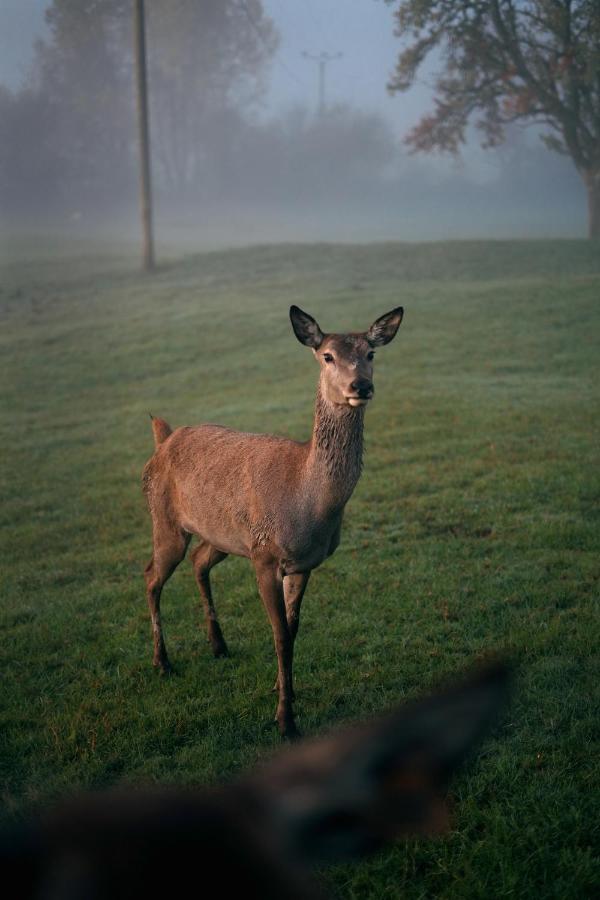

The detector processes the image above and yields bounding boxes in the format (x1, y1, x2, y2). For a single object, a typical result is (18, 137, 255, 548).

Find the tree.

(385, 1, 600, 238)
(145, 0, 278, 199)
(31, 0, 136, 212)
(24, 0, 278, 212)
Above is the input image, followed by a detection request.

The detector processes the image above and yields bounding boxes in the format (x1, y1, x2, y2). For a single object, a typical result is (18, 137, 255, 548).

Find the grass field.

(1, 237, 599, 897)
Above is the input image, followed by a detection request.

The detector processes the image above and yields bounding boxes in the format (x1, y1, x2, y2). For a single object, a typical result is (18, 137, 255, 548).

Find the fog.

(0, 0, 587, 248)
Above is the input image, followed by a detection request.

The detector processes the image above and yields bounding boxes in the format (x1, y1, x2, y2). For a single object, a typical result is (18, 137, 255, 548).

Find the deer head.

(290, 305, 404, 408)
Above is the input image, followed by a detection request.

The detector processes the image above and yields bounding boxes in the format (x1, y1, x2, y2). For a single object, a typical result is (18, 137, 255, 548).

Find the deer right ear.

(290, 306, 324, 349)
(366, 307, 403, 347)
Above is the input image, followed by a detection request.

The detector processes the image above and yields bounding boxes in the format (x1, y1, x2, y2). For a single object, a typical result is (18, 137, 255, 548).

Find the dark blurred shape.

(2, 661, 510, 900)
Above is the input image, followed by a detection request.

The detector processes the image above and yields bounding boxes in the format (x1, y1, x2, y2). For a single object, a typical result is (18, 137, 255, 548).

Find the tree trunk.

(584, 169, 600, 240)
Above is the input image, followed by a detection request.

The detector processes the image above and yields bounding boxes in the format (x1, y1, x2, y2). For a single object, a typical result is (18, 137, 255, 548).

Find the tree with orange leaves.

(386, 1, 600, 238)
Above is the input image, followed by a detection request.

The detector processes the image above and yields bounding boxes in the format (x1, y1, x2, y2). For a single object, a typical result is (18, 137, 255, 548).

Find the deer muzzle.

(346, 379, 374, 406)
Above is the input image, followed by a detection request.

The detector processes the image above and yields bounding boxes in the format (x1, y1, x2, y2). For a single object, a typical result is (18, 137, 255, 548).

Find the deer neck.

(306, 384, 365, 507)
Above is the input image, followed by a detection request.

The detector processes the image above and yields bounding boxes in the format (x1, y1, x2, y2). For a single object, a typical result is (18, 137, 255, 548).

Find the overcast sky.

(0, 0, 47, 89)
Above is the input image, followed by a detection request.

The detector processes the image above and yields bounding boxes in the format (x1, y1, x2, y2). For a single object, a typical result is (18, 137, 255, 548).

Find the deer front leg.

(273, 572, 311, 696)
(253, 554, 298, 740)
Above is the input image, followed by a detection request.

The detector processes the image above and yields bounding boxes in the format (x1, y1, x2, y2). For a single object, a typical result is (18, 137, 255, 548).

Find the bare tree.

(146, 0, 278, 199)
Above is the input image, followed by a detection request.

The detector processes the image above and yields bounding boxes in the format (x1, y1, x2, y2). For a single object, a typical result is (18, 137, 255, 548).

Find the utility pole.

(301, 51, 343, 116)
(134, 0, 155, 271)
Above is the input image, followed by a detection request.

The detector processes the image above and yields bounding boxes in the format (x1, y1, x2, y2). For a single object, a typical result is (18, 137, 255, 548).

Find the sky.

(0, 0, 48, 89)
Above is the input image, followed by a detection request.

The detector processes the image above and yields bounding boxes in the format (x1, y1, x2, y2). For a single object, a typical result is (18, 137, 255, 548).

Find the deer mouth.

(346, 394, 372, 407)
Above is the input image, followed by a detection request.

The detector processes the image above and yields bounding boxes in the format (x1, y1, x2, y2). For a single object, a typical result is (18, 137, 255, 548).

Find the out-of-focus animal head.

(2, 662, 509, 899)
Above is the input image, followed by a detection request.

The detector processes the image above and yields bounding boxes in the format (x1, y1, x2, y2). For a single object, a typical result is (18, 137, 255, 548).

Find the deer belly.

(179, 502, 253, 558)
(181, 518, 251, 557)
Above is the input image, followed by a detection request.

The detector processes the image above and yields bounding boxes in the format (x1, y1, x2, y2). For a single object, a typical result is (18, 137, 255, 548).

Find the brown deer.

(142, 304, 404, 738)
(2, 663, 509, 900)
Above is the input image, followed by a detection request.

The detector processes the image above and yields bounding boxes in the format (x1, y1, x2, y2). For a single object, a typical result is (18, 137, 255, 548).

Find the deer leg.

(144, 529, 190, 675)
(190, 542, 229, 658)
(273, 572, 311, 695)
(253, 555, 298, 740)
(285, 572, 311, 641)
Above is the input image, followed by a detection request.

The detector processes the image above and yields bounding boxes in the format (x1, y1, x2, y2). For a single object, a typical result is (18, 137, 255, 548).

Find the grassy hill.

(1, 238, 599, 897)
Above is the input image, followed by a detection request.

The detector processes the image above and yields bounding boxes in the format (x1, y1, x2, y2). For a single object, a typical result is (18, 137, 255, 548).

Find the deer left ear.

(366, 307, 404, 347)
(290, 305, 325, 349)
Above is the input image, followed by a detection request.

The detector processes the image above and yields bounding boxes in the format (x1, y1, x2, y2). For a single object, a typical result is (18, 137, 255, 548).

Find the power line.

(301, 50, 343, 116)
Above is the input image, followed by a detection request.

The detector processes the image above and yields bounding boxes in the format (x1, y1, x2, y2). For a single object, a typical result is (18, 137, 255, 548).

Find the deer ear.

(290, 306, 324, 349)
(256, 662, 509, 864)
(366, 307, 403, 347)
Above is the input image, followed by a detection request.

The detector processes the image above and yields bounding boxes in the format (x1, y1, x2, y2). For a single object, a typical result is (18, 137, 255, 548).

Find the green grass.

(1, 237, 599, 897)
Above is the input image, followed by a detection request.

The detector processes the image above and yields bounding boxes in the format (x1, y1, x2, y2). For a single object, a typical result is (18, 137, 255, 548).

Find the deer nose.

(351, 378, 373, 397)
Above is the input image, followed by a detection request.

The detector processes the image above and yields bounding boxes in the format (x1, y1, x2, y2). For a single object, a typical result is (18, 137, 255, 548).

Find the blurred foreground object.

(2, 662, 510, 899)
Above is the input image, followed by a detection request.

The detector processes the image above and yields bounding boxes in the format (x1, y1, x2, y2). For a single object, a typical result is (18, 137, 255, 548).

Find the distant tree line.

(0, 0, 588, 236)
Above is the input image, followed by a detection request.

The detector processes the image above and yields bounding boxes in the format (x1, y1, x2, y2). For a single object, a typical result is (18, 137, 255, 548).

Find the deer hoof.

(278, 718, 301, 741)
(212, 643, 229, 659)
(154, 659, 174, 676)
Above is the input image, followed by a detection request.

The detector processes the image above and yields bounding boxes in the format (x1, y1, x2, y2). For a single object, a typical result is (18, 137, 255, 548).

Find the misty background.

(0, 0, 586, 246)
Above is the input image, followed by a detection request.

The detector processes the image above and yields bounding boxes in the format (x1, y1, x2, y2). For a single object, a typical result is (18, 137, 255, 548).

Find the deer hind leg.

(285, 572, 311, 641)
(144, 527, 190, 675)
(190, 541, 229, 658)
(273, 572, 311, 696)
(254, 555, 298, 740)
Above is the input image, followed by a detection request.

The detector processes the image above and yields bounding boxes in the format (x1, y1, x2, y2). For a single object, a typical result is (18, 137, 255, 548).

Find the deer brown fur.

(142, 304, 403, 737)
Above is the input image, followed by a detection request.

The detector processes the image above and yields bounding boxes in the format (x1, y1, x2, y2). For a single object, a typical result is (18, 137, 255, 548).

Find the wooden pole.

(134, 0, 155, 271)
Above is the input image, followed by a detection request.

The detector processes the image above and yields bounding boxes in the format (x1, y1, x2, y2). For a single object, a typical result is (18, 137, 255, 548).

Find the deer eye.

(367, 351, 375, 361)
(323, 353, 334, 363)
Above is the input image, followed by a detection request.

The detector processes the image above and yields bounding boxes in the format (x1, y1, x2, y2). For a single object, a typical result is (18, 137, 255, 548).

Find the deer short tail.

(149, 414, 172, 448)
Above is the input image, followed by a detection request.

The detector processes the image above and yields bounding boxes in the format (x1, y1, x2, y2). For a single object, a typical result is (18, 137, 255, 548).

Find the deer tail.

(149, 413, 172, 448)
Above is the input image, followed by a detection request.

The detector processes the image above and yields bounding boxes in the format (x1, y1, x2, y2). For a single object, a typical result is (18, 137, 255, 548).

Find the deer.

(1, 663, 509, 900)
(142, 304, 404, 738)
